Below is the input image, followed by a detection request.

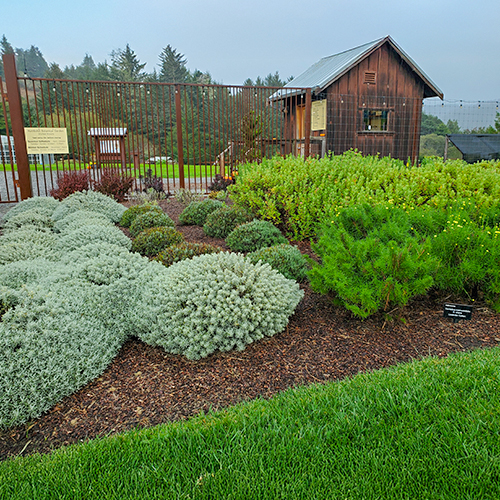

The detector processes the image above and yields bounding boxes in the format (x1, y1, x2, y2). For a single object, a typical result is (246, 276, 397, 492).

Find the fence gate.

(2, 53, 312, 201)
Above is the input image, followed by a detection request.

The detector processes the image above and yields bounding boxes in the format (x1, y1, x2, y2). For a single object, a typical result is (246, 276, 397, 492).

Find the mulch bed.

(1, 198, 500, 461)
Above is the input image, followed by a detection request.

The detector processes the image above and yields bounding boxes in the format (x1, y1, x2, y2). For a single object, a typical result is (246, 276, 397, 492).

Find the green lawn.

(1, 346, 499, 499)
(2, 163, 221, 180)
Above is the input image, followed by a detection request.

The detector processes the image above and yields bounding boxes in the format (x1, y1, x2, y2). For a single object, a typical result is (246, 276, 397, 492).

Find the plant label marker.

(443, 303, 473, 323)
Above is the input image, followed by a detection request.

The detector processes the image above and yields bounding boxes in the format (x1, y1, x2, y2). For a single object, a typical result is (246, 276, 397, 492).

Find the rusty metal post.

(175, 85, 185, 189)
(303, 88, 312, 160)
(3, 53, 32, 199)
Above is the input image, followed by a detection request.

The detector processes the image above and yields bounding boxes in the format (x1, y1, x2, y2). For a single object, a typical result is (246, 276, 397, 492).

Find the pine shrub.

(247, 243, 310, 282)
(154, 242, 223, 267)
(50, 170, 90, 200)
(119, 203, 163, 228)
(139, 252, 304, 360)
(178, 199, 224, 226)
(131, 226, 185, 257)
(52, 190, 126, 223)
(203, 205, 253, 239)
(129, 210, 175, 238)
(226, 219, 288, 252)
(93, 168, 135, 202)
(309, 204, 437, 318)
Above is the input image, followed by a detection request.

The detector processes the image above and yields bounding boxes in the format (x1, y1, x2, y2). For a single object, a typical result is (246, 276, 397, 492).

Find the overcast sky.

(3, 0, 499, 102)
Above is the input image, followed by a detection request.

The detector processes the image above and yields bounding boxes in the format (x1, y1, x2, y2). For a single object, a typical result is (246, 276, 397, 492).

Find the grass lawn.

(1, 346, 499, 499)
(3, 163, 221, 180)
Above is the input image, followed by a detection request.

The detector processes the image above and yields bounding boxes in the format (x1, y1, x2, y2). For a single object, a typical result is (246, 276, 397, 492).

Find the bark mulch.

(1, 197, 500, 461)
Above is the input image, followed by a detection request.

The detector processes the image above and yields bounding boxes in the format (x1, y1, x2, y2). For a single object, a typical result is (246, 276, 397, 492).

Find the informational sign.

(24, 128, 69, 154)
(311, 100, 327, 131)
(443, 303, 473, 322)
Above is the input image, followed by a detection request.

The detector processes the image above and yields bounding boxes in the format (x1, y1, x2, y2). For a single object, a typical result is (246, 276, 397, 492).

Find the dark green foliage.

(247, 244, 310, 282)
(131, 227, 184, 257)
(178, 199, 224, 226)
(140, 168, 164, 194)
(208, 174, 233, 192)
(50, 171, 90, 200)
(309, 204, 437, 318)
(203, 205, 253, 239)
(154, 242, 223, 267)
(226, 219, 288, 252)
(129, 211, 175, 238)
(93, 169, 135, 202)
(120, 204, 164, 228)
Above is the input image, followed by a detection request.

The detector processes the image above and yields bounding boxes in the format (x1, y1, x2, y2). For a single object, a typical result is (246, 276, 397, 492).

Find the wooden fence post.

(3, 53, 32, 200)
(304, 88, 312, 160)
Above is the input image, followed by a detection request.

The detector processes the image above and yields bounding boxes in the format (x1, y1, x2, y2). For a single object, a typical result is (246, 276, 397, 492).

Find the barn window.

(364, 71, 377, 84)
(362, 109, 388, 131)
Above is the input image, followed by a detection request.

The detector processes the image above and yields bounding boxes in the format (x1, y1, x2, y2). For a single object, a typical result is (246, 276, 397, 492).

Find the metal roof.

(447, 134, 500, 163)
(282, 36, 443, 99)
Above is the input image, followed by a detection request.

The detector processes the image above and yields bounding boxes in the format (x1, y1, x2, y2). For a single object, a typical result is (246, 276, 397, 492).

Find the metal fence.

(1, 52, 312, 202)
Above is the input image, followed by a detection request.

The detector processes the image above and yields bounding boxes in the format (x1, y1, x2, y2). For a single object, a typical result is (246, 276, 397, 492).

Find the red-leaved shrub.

(50, 170, 90, 200)
(93, 168, 135, 202)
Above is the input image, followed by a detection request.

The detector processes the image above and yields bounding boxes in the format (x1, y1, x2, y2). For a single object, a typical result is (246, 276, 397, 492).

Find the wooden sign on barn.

(271, 36, 443, 163)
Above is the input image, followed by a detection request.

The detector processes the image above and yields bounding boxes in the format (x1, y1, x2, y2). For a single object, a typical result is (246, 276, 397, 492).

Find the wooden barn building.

(273, 36, 443, 163)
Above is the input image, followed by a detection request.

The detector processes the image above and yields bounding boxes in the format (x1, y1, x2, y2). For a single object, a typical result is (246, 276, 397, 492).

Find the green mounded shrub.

(52, 190, 126, 223)
(247, 243, 310, 282)
(119, 203, 163, 228)
(203, 205, 253, 239)
(226, 219, 288, 252)
(129, 210, 175, 238)
(58, 224, 132, 252)
(154, 242, 223, 267)
(3, 197, 59, 222)
(131, 226, 185, 257)
(178, 199, 224, 226)
(2, 209, 54, 233)
(53, 210, 113, 234)
(139, 252, 304, 360)
(309, 204, 437, 318)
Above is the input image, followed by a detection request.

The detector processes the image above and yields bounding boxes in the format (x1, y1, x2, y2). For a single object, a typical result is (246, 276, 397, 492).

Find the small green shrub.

(247, 244, 310, 282)
(93, 168, 135, 202)
(140, 252, 304, 360)
(50, 170, 90, 200)
(154, 242, 223, 267)
(203, 205, 253, 239)
(3, 197, 59, 222)
(178, 199, 224, 226)
(2, 209, 54, 233)
(129, 211, 175, 238)
(131, 226, 185, 257)
(52, 190, 126, 223)
(226, 219, 288, 252)
(119, 203, 164, 228)
(309, 204, 437, 318)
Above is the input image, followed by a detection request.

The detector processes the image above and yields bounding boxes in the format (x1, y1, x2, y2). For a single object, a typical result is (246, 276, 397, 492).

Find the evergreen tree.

(110, 44, 146, 81)
(158, 45, 189, 83)
(15, 45, 48, 77)
(44, 62, 65, 79)
(0, 34, 14, 78)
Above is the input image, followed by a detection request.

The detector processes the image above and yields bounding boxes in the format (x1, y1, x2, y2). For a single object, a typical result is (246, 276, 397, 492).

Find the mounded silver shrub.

(2, 209, 55, 233)
(53, 210, 113, 234)
(140, 252, 304, 360)
(52, 190, 126, 223)
(3, 197, 59, 222)
(0, 227, 59, 264)
(57, 224, 132, 252)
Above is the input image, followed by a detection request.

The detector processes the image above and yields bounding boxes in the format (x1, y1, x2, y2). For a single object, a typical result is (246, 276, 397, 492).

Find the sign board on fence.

(443, 303, 473, 321)
(311, 100, 327, 131)
(24, 128, 69, 154)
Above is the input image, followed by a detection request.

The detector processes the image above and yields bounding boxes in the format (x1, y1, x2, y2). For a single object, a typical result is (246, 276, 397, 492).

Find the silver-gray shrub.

(139, 252, 304, 360)
(2, 209, 55, 233)
(53, 210, 113, 234)
(52, 190, 126, 223)
(0, 227, 60, 264)
(57, 224, 132, 252)
(3, 197, 59, 222)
